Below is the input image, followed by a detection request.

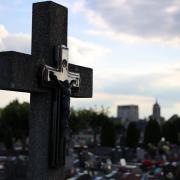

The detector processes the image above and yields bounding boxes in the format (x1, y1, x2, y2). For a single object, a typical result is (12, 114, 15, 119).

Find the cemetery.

(0, 100, 180, 179)
(0, 1, 179, 180)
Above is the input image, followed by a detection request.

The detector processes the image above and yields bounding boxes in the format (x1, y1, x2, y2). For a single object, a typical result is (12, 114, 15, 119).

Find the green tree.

(100, 120, 116, 147)
(69, 108, 81, 133)
(17, 102, 30, 151)
(1, 100, 29, 151)
(3, 127, 13, 151)
(89, 109, 110, 146)
(69, 107, 110, 146)
(88, 111, 100, 146)
(163, 115, 180, 144)
(69, 108, 91, 133)
(114, 121, 125, 135)
(144, 118, 162, 146)
(163, 121, 177, 144)
(126, 122, 140, 148)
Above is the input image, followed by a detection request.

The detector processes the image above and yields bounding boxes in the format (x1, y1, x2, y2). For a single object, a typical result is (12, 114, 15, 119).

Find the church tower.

(152, 100, 161, 124)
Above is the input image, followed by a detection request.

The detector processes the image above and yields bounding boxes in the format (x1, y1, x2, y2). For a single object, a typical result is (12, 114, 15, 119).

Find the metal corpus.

(49, 87, 63, 168)
(40, 45, 79, 168)
(41, 45, 80, 90)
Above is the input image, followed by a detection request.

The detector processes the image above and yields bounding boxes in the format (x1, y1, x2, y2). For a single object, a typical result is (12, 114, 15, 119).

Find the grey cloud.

(3, 34, 31, 53)
(96, 72, 180, 102)
(0, 25, 31, 53)
(85, 0, 180, 37)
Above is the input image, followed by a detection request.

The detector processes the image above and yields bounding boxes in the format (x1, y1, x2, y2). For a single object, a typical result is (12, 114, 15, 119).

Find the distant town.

(116, 100, 163, 124)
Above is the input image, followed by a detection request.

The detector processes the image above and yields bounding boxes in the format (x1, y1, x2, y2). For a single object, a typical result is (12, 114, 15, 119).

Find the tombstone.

(0, 1, 93, 180)
(120, 158, 127, 167)
(136, 147, 145, 161)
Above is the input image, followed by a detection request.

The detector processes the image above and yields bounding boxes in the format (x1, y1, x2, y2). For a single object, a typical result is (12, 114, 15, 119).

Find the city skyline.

(0, 0, 180, 119)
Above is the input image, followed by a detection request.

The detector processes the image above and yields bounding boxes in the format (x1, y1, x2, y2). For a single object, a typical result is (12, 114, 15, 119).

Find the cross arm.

(69, 63, 93, 98)
(0, 51, 93, 96)
(0, 51, 42, 93)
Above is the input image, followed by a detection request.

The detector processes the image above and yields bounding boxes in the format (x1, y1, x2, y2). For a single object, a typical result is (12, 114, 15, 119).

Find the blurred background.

(0, 0, 180, 179)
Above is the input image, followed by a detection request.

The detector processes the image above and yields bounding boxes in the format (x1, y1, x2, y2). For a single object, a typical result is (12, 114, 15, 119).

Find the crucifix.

(0, 1, 93, 180)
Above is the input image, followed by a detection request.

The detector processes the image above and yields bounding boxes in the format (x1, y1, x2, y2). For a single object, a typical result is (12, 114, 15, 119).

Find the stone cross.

(0, 1, 93, 180)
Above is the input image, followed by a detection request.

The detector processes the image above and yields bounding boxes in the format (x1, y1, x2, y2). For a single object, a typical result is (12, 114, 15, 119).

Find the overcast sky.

(0, 0, 180, 119)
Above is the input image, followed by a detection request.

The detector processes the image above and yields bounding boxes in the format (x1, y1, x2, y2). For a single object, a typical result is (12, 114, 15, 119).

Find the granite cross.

(0, 1, 93, 180)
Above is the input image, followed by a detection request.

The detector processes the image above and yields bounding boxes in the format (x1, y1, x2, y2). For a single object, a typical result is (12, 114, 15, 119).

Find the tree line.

(0, 100, 117, 150)
(0, 100, 180, 152)
(126, 116, 180, 148)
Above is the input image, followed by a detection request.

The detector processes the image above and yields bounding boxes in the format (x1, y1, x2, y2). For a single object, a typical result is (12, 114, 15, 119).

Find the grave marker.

(0, 1, 93, 179)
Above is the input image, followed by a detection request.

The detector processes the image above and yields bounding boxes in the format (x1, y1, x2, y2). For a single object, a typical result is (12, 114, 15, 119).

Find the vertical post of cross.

(28, 2, 67, 179)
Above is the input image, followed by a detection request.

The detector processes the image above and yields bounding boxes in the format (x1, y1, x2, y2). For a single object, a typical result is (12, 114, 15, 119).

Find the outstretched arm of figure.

(49, 71, 76, 90)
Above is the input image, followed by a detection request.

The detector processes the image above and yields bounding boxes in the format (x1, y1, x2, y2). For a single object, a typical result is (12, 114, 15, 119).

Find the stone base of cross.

(0, 1, 93, 180)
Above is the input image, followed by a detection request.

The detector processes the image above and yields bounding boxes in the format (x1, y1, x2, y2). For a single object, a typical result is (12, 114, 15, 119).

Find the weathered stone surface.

(0, 1, 93, 180)
(0, 51, 33, 92)
(69, 63, 93, 98)
(32, 1, 68, 66)
(29, 2, 67, 180)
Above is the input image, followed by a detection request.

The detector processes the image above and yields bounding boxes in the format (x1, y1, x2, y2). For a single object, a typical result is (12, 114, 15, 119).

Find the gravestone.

(0, 1, 93, 180)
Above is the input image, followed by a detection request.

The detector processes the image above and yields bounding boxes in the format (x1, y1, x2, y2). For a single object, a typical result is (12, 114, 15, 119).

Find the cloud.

(88, 30, 180, 48)
(0, 25, 8, 38)
(70, 54, 180, 119)
(0, 24, 31, 53)
(85, 0, 178, 36)
(3, 33, 31, 53)
(71, 0, 108, 28)
(93, 64, 180, 105)
(69, 36, 111, 67)
(0, 25, 8, 49)
(71, 0, 85, 13)
(0, 90, 29, 108)
(75, 0, 180, 47)
(0, 22, 179, 118)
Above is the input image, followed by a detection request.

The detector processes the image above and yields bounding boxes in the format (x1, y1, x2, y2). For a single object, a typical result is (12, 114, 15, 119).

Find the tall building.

(117, 105, 139, 122)
(152, 100, 161, 124)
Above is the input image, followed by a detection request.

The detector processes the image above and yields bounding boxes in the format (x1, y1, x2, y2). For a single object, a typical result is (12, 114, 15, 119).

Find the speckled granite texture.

(0, 1, 92, 179)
